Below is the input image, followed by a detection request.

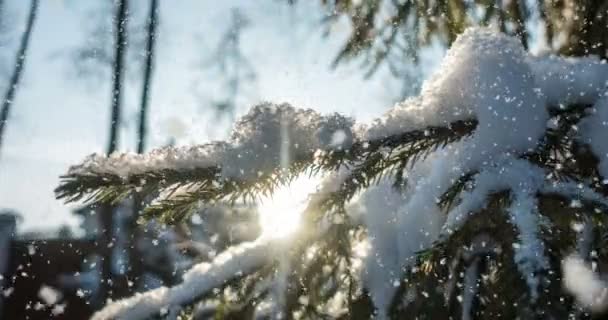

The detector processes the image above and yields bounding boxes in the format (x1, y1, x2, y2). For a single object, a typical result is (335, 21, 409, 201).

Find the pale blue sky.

(0, 0, 428, 232)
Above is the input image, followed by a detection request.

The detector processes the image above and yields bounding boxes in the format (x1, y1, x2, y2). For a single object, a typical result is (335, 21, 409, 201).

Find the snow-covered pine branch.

(57, 27, 608, 319)
(90, 238, 276, 320)
(55, 106, 475, 223)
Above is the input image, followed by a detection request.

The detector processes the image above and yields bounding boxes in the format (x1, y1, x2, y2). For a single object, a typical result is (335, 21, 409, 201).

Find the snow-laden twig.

(461, 258, 480, 320)
(443, 158, 608, 236)
(442, 159, 545, 234)
(579, 95, 608, 180)
(393, 26, 547, 278)
(507, 188, 549, 300)
(69, 104, 354, 180)
(91, 170, 344, 320)
(91, 238, 277, 320)
(351, 179, 402, 319)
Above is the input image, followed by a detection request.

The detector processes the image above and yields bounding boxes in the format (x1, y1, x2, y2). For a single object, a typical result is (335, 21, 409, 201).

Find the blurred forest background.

(0, 0, 407, 235)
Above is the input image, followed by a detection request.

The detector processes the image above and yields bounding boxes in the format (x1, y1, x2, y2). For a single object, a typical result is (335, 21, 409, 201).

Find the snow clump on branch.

(68, 103, 354, 180)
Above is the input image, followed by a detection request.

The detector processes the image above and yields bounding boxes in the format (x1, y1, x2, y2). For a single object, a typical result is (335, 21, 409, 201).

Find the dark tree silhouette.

(0, 0, 5, 28)
(107, 0, 128, 155)
(127, 0, 159, 294)
(136, 0, 158, 154)
(0, 0, 38, 160)
(298, 0, 608, 77)
(99, 0, 129, 302)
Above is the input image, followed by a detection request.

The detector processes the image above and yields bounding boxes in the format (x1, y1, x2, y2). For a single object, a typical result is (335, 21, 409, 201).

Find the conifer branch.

(392, 192, 522, 315)
(56, 118, 477, 224)
(55, 166, 220, 205)
(312, 119, 478, 217)
(525, 104, 594, 181)
(140, 161, 310, 223)
(437, 172, 477, 212)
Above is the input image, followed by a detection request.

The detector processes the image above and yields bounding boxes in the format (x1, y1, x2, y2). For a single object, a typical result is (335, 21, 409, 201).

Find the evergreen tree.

(98, 0, 129, 302)
(56, 28, 608, 319)
(0, 0, 38, 160)
(195, 8, 257, 126)
(303, 0, 608, 76)
(126, 0, 159, 294)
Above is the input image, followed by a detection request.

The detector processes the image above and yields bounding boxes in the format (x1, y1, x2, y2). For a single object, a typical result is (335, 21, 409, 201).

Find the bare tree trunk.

(107, 0, 128, 155)
(0, 0, 5, 28)
(127, 0, 159, 292)
(0, 0, 39, 159)
(136, 0, 158, 154)
(99, 0, 128, 303)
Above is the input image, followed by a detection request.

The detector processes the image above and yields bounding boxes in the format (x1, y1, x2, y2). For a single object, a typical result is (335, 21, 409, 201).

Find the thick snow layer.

(365, 28, 544, 142)
(391, 27, 547, 296)
(440, 159, 548, 298)
(443, 159, 544, 232)
(563, 255, 608, 313)
(350, 179, 403, 319)
(345, 26, 605, 316)
(580, 96, 608, 180)
(361, 24, 607, 311)
(507, 189, 548, 300)
(528, 55, 608, 107)
(69, 103, 353, 181)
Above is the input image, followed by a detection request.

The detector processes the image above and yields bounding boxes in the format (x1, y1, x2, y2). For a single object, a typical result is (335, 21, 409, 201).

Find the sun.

(257, 175, 319, 239)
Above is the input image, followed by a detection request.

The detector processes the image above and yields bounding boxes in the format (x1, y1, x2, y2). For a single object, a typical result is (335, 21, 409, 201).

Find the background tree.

(298, 0, 608, 80)
(67, 1, 147, 86)
(0, 0, 14, 78)
(136, 0, 158, 155)
(127, 0, 159, 295)
(98, 0, 128, 302)
(0, 0, 38, 160)
(195, 8, 257, 126)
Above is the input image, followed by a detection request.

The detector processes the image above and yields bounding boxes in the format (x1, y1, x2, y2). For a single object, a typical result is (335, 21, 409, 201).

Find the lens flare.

(257, 175, 318, 239)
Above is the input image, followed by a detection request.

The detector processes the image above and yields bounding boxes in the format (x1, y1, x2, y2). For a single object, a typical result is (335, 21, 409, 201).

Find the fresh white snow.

(528, 55, 608, 107)
(350, 27, 608, 315)
(68, 103, 354, 181)
(580, 96, 608, 180)
(350, 179, 403, 319)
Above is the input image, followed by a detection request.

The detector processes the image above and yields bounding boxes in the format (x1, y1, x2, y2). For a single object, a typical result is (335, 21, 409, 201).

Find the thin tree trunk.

(99, 0, 128, 303)
(0, 0, 39, 159)
(127, 0, 159, 292)
(136, 0, 158, 154)
(0, 0, 5, 28)
(107, 0, 128, 155)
